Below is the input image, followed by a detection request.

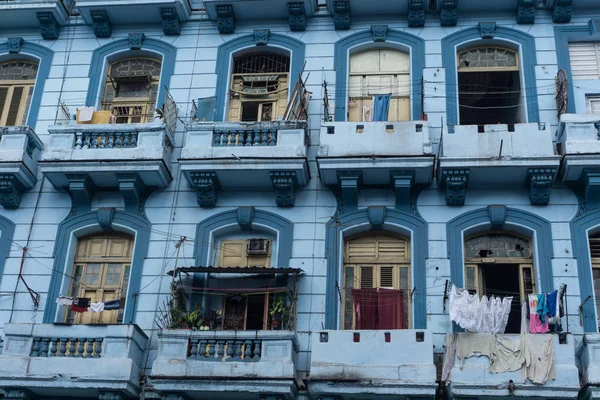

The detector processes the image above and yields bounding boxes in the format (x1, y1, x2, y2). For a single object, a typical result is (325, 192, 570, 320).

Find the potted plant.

(269, 294, 290, 330)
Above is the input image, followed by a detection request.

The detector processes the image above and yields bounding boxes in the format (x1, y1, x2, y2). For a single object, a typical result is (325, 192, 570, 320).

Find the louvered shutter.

(0, 87, 8, 120)
(587, 96, 600, 114)
(360, 266, 374, 288)
(590, 237, 600, 259)
(380, 266, 394, 288)
(569, 42, 600, 80)
(5, 86, 24, 126)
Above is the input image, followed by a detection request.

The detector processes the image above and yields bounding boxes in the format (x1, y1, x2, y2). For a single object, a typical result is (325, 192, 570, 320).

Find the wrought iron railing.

(101, 101, 154, 124)
(164, 90, 179, 135)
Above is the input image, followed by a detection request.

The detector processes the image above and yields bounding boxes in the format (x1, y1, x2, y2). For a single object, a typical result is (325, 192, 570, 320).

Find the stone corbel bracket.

(332, 0, 351, 30)
(526, 168, 557, 206)
(91, 10, 112, 38)
(190, 171, 221, 208)
(270, 171, 298, 207)
(516, 0, 536, 24)
(337, 171, 362, 211)
(288, 2, 306, 31)
(441, 169, 469, 206)
(161, 7, 181, 36)
(216, 4, 235, 34)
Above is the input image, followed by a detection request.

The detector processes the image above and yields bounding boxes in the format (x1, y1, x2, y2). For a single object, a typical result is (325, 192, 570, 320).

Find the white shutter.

(569, 42, 600, 80)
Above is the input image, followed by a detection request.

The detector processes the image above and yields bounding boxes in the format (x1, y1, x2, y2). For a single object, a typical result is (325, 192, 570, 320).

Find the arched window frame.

(0, 40, 53, 128)
(0, 60, 38, 126)
(441, 26, 540, 126)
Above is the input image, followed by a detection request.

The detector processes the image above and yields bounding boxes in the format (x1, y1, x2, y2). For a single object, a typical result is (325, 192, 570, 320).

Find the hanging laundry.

(546, 290, 558, 318)
(449, 285, 512, 333)
(489, 335, 525, 374)
(70, 304, 88, 313)
(523, 334, 556, 384)
(455, 333, 494, 368)
(520, 301, 528, 334)
(529, 294, 549, 333)
(104, 299, 120, 310)
(88, 302, 105, 313)
(372, 93, 392, 121)
(536, 293, 549, 324)
(56, 296, 74, 306)
(73, 297, 91, 308)
(442, 333, 458, 381)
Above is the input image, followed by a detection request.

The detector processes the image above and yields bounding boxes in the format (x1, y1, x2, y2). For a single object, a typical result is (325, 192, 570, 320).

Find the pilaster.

(270, 171, 298, 207)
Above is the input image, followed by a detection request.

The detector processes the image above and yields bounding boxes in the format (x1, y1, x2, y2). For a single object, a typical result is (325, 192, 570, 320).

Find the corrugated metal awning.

(167, 266, 303, 276)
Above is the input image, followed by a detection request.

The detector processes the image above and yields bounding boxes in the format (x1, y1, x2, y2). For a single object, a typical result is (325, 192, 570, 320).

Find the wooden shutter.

(346, 235, 409, 263)
(380, 266, 394, 288)
(219, 240, 245, 267)
(20, 86, 33, 125)
(590, 237, 600, 259)
(5, 86, 24, 126)
(0, 87, 8, 120)
(360, 266, 374, 288)
(569, 42, 600, 80)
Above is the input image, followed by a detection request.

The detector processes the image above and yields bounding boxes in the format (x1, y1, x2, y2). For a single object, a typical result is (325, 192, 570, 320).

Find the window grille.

(233, 53, 290, 74)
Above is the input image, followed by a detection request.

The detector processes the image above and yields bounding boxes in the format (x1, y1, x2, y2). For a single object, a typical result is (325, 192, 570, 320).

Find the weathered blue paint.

(324, 207, 428, 329)
(0, 215, 15, 287)
(446, 207, 554, 302)
(441, 26, 539, 126)
(43, 209, 151, 324)
(333, 29, 425, 121)
(554, 24, 596, 114)
(0, 40, 53, 128)
(214, 34, 305, 121)
(85, 38, 177, 111)
(194, 208, 294, 268)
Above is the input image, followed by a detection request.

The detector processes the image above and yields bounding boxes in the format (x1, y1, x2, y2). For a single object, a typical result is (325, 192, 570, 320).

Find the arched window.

(348, 49, 410, 122)
(589, 233, 600, 329)
(464, 232, 535, 333)
(101, 57, 162, 124)
(342, 233, 411, 330)
(228, 52, 290, 122)
(66, 234, 133, 324)
(0, 60, 38, 126)
(457, 46, 524, 126)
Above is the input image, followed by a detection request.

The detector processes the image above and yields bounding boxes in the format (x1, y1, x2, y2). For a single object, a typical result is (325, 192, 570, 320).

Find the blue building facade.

(0, 0, 600, 399)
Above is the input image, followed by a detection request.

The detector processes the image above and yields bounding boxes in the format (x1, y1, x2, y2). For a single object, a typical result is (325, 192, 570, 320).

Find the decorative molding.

(579, 170, 600, 212)
(288, 2, 306, 32)
(44, 211, 150, 324)
(8, 37, 24, 54)
(0, 175, 26, 209)
(254, 29, 271, 46)
(333, 29, 425, 121)
(367, 205, 387, 228)
(478, 22, 496, 39)
(516, 0, 536, 24)
(526, 168, 556, 206)
(441, 169, 469, 206)
(325, 208, 428, 329)
(332, 0, 351, 30)
(407, 0, 426, 28)
(391, 171, 413, 209)
(236, 206, 255, 231)
(371, 25, 388, 42)
(442, 26, 539, 125)
(216, 4, 235, 34)
(440, 0, 458, 27)
(65, 174, 96, 214)
(214, 34, 305, 121)
(117, 174, 145, 215)
(97, 207, 115, 231)
(190, 172, 220, 208)
(553, 0, 572, 24)
(270, 171, 298, 207)
(90, 10, 112, 38)
(128, 33, 145, 50)
(337, 171, 362, 211)
(36, 12, 59, 40)
(160, 7, 181, 36)
(487, 205, 507, 229)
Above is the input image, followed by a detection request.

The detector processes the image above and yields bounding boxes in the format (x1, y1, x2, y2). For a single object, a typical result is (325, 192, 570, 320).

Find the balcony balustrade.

(309, 330, 437, 399)
(150, 329, 298, 399)
(438, 123, 560, 205)
(180, 121, 309, 207)
(445, 333, 578, 399)
(0, 323, 147, 399)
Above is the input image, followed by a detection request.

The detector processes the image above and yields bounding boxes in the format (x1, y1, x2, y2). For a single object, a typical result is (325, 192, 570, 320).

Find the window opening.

(586, 95, 600, 114)
(101, 58, 162, 124)
(0, 61, 38, 126)
(342, 234, 411, 330)
(66, 235, 133, 324)
(568, 41, 600, 80)
(348, 49, 410, 122)
(589, 234, 600, 330)
(228, 53, 290, 122)
(457, 47, 524, 126)
(464, 232, 534, 334)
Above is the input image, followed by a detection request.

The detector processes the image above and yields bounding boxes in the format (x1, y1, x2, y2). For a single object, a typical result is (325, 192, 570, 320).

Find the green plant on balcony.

(269, 293, 291, 330)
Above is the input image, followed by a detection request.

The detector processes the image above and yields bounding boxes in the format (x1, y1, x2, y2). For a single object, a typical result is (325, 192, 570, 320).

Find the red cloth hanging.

(70, 304, 88, 313)
(351, 288, 378, 329)
(351, 288, 405, 329)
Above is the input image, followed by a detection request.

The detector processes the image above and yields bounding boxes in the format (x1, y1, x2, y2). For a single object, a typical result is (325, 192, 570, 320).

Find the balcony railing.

(30, 337, 103, 358)
(213, 129, 277, 147)
(102, 102, 153, 124)
(188, 336, 262, 361)
(75, 131, 138, 149)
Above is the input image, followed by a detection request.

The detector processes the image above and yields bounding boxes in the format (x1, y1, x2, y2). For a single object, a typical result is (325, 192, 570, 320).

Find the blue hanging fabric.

(373, 93, 392, 121)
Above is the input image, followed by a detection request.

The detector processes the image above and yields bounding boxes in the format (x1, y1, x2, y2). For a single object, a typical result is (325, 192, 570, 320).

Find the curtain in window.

(373, 94, 392, 121)
(352, 288, 404, 329)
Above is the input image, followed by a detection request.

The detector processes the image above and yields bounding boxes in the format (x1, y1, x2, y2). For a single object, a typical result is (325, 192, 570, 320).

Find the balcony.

(0, 323, 147, 398)
(0, 0, 72, 38)
(203, 0, 316, 32)
(577, 334, 600, 399)
(309, 330, 436, 399)
(40, 122, 173, 206)
(445, 333, 578, 399)
(150, 330, 298, 399)
(317, 121, 434, 209)
(180, 121, 309, 207)
(76, 0, 192, 36)
(438, 123, 560, 206)
(0, 126, 44, 209)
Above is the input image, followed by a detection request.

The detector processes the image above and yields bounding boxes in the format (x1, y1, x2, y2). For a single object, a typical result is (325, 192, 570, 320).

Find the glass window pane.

(459, 47, 518, 69)
(466, 266, 476, 293)
(105, 263, 122, 285)
(399, 267, 409, 290)
(465, 234, 531, 258)
(83, 263, 101, 285)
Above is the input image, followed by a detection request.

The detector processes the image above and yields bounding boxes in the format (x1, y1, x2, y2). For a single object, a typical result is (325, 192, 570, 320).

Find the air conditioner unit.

(247, 239, 270, 255)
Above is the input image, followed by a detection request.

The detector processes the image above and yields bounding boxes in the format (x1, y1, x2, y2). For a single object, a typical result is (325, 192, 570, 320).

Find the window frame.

(457, 46, 520, 73)
(0, 60, 38, 127)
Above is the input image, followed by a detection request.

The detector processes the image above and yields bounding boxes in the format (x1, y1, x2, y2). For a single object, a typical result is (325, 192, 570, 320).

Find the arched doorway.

(342, 233, 411, 330)
(457, 46, 524, 126)
(464, 232, 535, 333)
